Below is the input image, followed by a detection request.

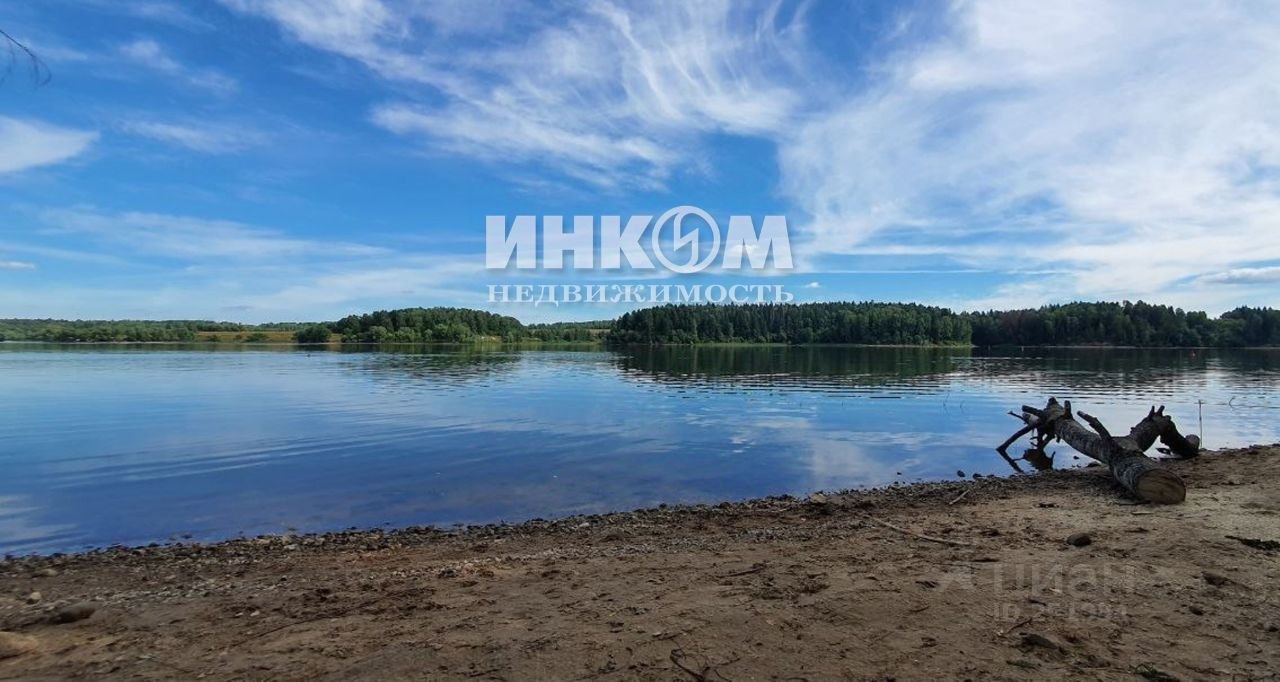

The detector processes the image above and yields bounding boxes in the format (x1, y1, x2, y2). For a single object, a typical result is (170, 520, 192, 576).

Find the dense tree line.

(7, 302, 1278, 347)
(296, 310, 611, 344)
(608, 302, 1280, 347)
(292, 325, 333, 344)
(1217, 306, 1280, 346)
(331, 307, 525, 343)
(1, 319, 206, 342)
(524, 321, 610, 342)
(967, 302, 1280, 347)
(608, 303, 973, 345)
(0, 310, 605, 344)
(0, 319, 308, 342)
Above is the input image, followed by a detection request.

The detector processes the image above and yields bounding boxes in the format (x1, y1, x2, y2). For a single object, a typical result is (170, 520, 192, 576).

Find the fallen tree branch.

(995, 424, 1035, 459)
(859, 514, 972, 547)
(997, 399, 1201, 504)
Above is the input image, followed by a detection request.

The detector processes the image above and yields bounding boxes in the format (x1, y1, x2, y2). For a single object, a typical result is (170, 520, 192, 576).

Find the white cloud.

(779, 0, 1280, 312)
(1, 204, 492, 320)
(118, 38, 179, 70)
(39, 207, 387, 261)
(121, 120, 267, 153)
(118, 39, 238, 95)
(223, 0, 807, 188)
(1198, 266, 1280, 286)
(65, 0, 214, 30)
(0, 256, 485, 322)
(0, 260, 37, 270)
(239, 259, 484, 313)
(220, 0, 422, 77)
(117, 1, 214, 30)
(0, 240, 128, 266)
(116, 0, 1280, 314)
(0, 117, 97, 175)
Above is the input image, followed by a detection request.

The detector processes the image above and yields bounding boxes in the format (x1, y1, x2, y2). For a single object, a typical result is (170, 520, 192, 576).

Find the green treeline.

(0, 319, 299, 342)
(0, 310, 610, 344)
(609, 302, 972, 345)
(524, 321, 611, 343)
(608, 302, 1280, 347)
(5, 302, 1278, 347)
(332, 307, 525, 343)
(328, 308, 609, 343)
(969, 302, 1279, 346)
(965, 301, 1277, 346)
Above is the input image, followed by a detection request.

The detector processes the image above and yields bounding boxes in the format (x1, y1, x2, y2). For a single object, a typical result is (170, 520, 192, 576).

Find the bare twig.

(996, 424, 1035, 457)
(997, 615, 1037, 637)
(720, 563, 767, 578)
(858, 514, 972, 547)
(670, 647, 740, 682)
(670, 648, 708, 681)
(0, 28, 50, 88)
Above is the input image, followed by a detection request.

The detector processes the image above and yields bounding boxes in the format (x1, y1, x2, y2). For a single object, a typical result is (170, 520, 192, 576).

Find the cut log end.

(1134, 469, 1186, 504)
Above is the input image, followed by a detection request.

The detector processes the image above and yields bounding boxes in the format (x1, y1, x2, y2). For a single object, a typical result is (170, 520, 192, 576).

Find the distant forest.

(607, 301, 1280, 347)
(329, 308, 603, 343)
(3, 301, 1278, 347)
(0, 311, 605, 344)
(0, 319, 304, 343)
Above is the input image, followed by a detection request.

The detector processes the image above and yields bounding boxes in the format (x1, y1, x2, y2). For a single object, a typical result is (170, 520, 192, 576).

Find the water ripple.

(1, 345, 1277, 554)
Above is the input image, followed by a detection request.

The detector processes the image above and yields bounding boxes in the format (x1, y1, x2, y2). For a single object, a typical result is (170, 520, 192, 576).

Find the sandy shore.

(2, 446, 1278, 680)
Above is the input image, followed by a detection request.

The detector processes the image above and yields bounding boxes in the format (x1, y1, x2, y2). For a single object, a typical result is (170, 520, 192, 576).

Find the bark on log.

(1130, 405, 1201, 458)
(1001, 399, 1200, 504)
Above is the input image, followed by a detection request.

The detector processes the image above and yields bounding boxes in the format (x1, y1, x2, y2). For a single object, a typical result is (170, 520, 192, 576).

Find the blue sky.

(1, 0, 1278, 323)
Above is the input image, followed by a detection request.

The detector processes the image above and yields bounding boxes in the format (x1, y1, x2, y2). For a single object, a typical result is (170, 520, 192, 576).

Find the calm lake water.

(2, 344, 1278, 555)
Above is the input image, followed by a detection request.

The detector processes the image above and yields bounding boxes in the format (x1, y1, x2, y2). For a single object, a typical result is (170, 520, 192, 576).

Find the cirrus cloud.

(780, 0, 1280, 313)
(1198, 267, 1280, 286)
(223, 0, 808, 189)
(0, 117, 97, 175)
(120, 120, 268, 153)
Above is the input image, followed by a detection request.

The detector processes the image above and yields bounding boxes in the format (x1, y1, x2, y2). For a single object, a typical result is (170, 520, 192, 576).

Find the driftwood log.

(998, 398, 1201, 504)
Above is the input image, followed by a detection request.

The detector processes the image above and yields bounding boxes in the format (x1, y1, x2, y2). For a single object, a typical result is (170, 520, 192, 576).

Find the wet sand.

(2, 445, 1278, 680)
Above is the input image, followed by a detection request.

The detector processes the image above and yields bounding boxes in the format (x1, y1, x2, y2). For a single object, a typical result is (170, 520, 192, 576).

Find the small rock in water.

(49, 603, 96, 624)
(0, 631, 39, 659)
(956, 470, 966, 478)
(1066, 533, 1092, 547)
(1202, 571, 1231, 587)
